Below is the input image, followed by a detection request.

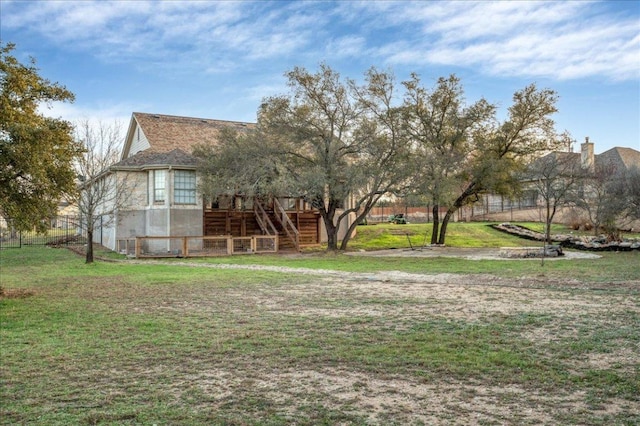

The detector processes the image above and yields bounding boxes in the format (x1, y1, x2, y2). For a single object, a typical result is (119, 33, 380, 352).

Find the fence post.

(183, 237, 188, 257)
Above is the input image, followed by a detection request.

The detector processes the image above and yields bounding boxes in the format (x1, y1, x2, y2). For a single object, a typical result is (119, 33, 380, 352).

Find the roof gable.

(121, 112, 255, 160)
(596, 147, 640, 171)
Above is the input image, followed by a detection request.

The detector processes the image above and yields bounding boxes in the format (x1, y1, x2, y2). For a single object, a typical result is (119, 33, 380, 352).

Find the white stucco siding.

(93, 214, 116, 250)
(90, 170, 148, 250)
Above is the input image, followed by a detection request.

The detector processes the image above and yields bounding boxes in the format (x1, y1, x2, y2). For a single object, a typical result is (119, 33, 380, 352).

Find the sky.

(1, 0, 639, 154)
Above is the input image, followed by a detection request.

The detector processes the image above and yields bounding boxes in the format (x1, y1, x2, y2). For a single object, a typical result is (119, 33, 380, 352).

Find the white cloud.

(324, 36, 367, 59)
(3, 0, 638, 81)
(38, 101, 138, 129)
(365, 1, 639, 81)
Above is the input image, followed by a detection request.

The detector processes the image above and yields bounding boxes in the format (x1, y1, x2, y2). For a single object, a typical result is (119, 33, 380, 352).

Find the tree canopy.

(196, 65, 413, 250)
(0, 43, 81, 231)
(197, 64, 563, 250)
(402, 74, 495, 244)
(404, 78, 560, 244)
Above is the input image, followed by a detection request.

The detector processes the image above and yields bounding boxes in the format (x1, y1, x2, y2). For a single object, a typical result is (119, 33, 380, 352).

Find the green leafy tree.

(402, 74, 495, 244)
(194, 126, 281, 202)
(256, 65, 363, 251)
(0, 42, 81, 231)
(435, 84, 560, 244)
(261, 65, 414, 250)
(196, 65, 412, 250)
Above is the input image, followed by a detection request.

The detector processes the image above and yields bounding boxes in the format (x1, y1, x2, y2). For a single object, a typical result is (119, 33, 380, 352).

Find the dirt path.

(345, 246, 601, 260)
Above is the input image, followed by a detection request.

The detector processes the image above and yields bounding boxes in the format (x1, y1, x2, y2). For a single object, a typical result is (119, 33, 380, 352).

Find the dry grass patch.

(1, 248, 638, 425)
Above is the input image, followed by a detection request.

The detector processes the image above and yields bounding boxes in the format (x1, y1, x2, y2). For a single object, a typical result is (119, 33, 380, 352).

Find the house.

(561, 137, 640, 180)
(93, 112, 327, 254)
(588, 142, 640, 175)
(467, 138, 640, 223)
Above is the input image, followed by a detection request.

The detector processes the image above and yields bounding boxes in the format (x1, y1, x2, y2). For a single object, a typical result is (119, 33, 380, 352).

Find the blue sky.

(1, 0, 638, 154)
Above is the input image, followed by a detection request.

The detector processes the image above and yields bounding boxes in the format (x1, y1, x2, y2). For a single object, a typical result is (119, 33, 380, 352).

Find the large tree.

(195, 65, 412, 250)
(0, 43, 81, 231)
(261, 65, 415, 250)
(257, 65, 363, 250)
(433, 84, 560, 244)
(402, 74, 495, 244)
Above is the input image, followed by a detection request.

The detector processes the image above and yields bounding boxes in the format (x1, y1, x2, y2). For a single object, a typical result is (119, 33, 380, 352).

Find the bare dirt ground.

(128, 252, 638, 425)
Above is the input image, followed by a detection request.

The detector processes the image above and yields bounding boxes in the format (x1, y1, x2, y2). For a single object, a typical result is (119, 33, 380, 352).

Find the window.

(174, 170, 196, 204)
(153, 170, 166, 203)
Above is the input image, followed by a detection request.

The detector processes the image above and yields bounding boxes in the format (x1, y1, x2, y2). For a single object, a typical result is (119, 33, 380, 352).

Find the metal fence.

(367, 195, 539, 224)
(0, 216, 87, 249)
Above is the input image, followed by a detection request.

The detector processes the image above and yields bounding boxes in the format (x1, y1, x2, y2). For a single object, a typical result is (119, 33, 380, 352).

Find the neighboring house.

(93, 112, 326, 252)
(564, 138, 640, 182)
(468, 138, 640, 222)
(591, 143, 640, 175)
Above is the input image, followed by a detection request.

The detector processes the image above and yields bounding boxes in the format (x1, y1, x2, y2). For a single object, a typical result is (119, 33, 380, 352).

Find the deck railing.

(117, 235, 278, 258)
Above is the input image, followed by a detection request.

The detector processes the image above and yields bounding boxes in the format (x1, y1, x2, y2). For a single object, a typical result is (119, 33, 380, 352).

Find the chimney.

(581, 137, 594, 172)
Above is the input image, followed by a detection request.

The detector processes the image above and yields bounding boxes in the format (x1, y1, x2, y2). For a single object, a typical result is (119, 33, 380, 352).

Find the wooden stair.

(204, 198, 320, 252)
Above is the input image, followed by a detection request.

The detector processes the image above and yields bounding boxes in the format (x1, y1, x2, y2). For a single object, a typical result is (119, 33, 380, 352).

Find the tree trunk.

(339, 213, 362, 251)
(86, 228, 94, 264)
(321, 213, 339, 251)
(438, 208, 455, 245)
(430, 205, 439, 245)
(545, 203, 552, 244)
(438, 181, 480, 245)
(326, 225, 338, 250)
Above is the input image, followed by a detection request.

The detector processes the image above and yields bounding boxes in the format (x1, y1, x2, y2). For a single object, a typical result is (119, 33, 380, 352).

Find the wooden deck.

(203, 208, 320, 250)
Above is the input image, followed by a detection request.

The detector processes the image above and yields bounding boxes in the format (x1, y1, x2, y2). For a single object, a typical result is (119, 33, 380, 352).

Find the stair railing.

(272, 198, 300, 251)
(253, 198, 278, 236)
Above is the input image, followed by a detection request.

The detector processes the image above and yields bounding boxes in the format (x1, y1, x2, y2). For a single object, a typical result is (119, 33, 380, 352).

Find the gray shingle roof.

(535, 147, 639, 172)
(112, 148, 197, 170)
(134, 112, 254, 154)
(118, 112, 255, 169)
(597, 147, 640, 171)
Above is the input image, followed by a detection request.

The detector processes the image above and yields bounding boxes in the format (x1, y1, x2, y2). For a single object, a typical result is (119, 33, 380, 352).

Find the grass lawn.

(346, 221, 532, 250)
(1, 224, 639, 425)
